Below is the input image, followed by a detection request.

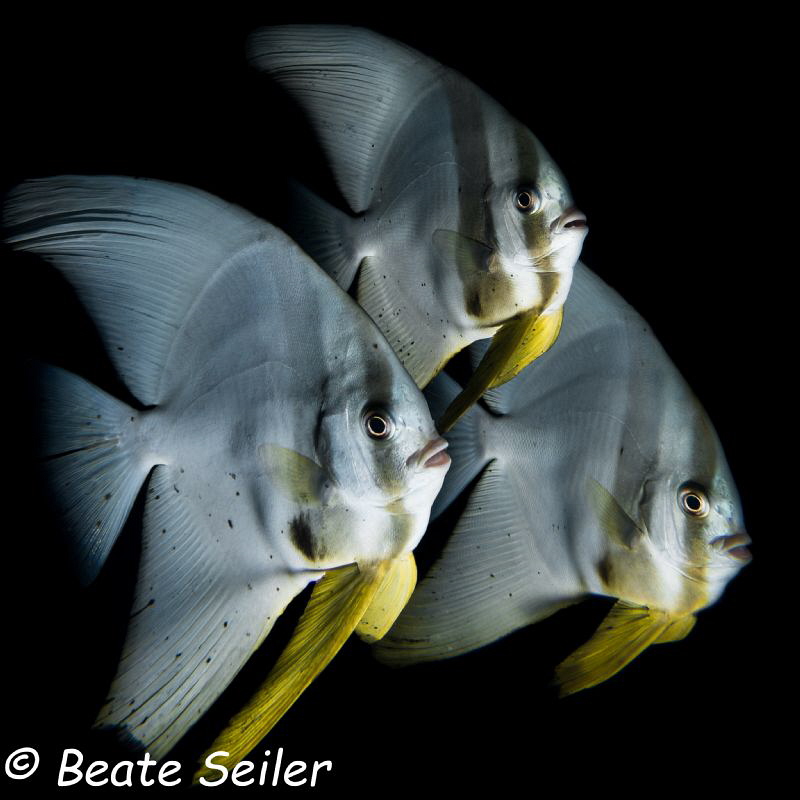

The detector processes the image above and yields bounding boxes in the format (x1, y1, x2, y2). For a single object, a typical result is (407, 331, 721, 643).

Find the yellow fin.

(355, 552, 417, 643)
(194, 560, 388, 781)
(259, 444, 327, 506)
(554, 601, 693, 697)
(588, 478, 644, 550)
(653, 614, 696, 644)
(438, 308, 563, 433)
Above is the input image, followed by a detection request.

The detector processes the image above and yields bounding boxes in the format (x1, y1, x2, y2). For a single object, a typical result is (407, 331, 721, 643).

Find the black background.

(1, 8, 776, 797)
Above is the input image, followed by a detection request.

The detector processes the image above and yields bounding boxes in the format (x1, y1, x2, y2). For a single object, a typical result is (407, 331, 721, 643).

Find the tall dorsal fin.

(3, 176, 272, 406)
(247, 25, 445, 214)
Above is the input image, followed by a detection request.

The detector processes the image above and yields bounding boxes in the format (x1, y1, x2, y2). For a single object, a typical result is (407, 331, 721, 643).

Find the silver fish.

(375, 262, 750, 694)
(247, 25, 588, 427)
(4, 176, 449, 765)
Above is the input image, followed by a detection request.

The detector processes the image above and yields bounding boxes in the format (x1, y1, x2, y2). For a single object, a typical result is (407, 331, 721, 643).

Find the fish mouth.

(710, 532, 752, 563)
(551, 206, 588, 234)
(409, 437, 450, 470)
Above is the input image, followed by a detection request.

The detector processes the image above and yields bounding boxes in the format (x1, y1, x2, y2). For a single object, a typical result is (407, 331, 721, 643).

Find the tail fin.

(286, 180, 359, 290)
(424, 372, 490, 519)
(35, 363, 152, 584)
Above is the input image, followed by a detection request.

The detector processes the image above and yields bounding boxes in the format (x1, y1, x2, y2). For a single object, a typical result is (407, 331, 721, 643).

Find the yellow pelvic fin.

(355, 552, 417, 643)
(588, 478, 645, 550)
(194, 560, 389, 781)
(438, 308, 563, 433)
(554, 601, 693, 697)
(653, 614, 696, 643)
(259, 444, 328, 506)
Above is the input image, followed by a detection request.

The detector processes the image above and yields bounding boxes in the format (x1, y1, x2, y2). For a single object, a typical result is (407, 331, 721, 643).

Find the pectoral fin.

(260, 444, 329, 506)
(194, 560, 389, 780)
(432, 229, 494, 274)
(554, 601, 692, 696)
(355, 552, 417, 643)
(438, 308, 562, 432)
(588, 478, 646, 550)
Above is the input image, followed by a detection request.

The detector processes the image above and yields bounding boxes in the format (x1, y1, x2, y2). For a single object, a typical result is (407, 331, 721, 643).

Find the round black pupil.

(685, 494, 702, 512)
(517, 192, 532, 208)
(368, 415, 387, 436)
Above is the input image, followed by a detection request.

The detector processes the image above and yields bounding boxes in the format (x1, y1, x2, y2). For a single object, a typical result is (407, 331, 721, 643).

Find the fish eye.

(677, 484, 709, 518)
(514, 187, 542, 214)
(363, 409, 394, 441)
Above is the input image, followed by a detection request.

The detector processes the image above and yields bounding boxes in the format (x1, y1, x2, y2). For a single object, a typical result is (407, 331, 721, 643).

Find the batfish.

(3, 176, 450, 768)
(248, 25, 588, 428)
(375, 263, 749, 694)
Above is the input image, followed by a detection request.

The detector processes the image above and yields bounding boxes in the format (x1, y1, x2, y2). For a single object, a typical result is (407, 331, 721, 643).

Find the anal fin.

(358, 256, 457, 388)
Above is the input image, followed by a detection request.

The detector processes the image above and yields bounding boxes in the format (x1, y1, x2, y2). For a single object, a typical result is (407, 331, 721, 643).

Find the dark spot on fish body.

(289, 513, 327, 562)
(596, 555, 614, 590)
(467, 290, 483, 318)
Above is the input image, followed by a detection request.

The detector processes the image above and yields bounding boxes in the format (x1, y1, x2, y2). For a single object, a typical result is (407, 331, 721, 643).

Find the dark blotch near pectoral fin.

(289, 513, 327, 562)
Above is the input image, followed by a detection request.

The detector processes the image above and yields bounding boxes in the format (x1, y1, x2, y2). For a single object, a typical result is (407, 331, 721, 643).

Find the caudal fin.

(286, 180, 359, 290)
(424, 371, 490, 519)
(34, 363, 152, 584)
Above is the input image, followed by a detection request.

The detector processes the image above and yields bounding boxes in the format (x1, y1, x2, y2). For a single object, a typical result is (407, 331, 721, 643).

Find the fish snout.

(710, 532, 752, 563)
(552, 206, 588, 235)
(409, 437, 450, 470)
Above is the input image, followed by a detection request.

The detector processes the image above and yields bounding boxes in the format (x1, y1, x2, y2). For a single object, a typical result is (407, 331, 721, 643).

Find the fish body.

(4, 176, 449, 758)
(248, 25, 587, 402)
(376, 262, 749, 692)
